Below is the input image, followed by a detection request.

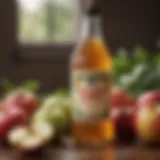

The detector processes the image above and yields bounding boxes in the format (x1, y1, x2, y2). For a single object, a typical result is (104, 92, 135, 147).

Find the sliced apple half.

(19, 135, 45, 152)
(8, 126, 28, 147)
(32, 121, 54, 142)
(7, 121, 54, 152)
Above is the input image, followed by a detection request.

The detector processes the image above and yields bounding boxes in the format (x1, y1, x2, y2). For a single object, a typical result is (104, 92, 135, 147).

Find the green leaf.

(113, 50, 130, 71)
(1, 78, 16, 94)
(153, 53, 160, 68)
(21, 80, 40, 92)
(133, 46, 149, 64)
(113, 49, 133, 83)
(141, 68, 160, 91)
(54, 88, 69, 97)
(119, 64, 149, 95)
(1, 79, 40, 95)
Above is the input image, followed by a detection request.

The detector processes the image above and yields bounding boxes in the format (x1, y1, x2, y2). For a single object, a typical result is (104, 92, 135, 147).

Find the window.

(17, 0, 80, 44)
(13, 0, 82, 64)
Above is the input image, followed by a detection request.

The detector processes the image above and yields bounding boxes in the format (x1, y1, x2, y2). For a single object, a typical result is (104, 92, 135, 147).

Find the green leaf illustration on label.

(73, 108, 86, 120)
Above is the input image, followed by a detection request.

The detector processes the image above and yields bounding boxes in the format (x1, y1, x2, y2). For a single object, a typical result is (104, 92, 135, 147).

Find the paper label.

(71, 70, 111, 122)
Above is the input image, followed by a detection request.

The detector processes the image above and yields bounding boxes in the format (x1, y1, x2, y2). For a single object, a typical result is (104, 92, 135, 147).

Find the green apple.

(49, 108, 68, 132)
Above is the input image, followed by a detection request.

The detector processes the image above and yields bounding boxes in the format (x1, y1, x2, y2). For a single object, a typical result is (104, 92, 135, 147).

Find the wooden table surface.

(1, 144, 160, 160)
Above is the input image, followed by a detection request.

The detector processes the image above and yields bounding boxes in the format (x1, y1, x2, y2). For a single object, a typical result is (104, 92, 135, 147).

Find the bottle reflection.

(59, 147, 115, 160)
(100, 147, 115, 160)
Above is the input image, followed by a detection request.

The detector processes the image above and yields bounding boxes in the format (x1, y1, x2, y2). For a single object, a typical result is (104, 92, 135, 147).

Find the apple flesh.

(8, 121, 54, 152)
(111, 88, 136, 142)
(5, 90, 39, 117)
(135, 91, 160, 143)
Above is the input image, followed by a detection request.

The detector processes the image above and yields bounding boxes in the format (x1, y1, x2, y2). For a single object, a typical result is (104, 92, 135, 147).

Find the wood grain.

(0, 144, 160, 160)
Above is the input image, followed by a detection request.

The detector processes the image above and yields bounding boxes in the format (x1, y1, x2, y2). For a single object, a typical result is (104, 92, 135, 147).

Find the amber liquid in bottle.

(70, 2, 114, 146)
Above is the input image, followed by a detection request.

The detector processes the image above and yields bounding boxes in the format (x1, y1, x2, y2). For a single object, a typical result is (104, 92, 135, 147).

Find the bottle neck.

(81, 15, 103, 40)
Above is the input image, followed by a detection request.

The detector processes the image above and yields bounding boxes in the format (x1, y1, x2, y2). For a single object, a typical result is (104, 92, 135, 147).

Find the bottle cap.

(85, 0, 101, 16)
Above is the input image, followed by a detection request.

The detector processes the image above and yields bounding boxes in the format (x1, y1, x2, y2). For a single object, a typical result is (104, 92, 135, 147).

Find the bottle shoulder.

(71, 38, 112, 71)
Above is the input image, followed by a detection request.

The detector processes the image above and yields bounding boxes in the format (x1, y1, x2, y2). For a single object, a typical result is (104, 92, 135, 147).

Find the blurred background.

(0, 0, 159, 92)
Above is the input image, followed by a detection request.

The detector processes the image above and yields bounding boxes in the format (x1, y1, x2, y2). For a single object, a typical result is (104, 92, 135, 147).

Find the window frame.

(13, 0, 83, 65)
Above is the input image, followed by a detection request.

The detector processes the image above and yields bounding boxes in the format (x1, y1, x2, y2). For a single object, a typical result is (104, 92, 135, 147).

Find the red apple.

(111, 88, 136, 142)
(0, 107, 27, 137)
(135, 91, 160, 143)
(5, 90, 39, 116)
(111, 88, 135, 107)
(111, 107, 135, 142)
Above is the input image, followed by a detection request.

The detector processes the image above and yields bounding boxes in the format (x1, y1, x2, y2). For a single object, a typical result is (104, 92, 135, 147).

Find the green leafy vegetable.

(54, 88, 69, 97)
(20, 80, 40, 92)
(1, 79, 40, 95)
(113, 46, 160, 96)
(133, 46, 149, 64)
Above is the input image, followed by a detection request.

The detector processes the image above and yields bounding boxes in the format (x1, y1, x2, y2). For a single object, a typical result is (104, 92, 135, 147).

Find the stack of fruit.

(0, 84, 160, 151)
(0, 86, 71, 152)
(0, 46, 159, 151)
(111, 88, 160, 144)
(112, 46, 160, 143)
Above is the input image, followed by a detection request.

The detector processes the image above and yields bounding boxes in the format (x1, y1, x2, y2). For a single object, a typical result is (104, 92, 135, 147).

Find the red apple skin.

(0, 108, 27, 137)
(5, 91, 39, 116)
(134, 108, 160, 143)
(0, 102, 7, 111)
(111, 89, 136, 142)
(136, 91, 160, 109)
(112, 108, 135, 142)
(111, 89, 135, 107)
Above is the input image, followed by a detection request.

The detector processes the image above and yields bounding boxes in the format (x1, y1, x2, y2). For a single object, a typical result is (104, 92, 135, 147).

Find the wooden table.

(1, 144, 160, 160)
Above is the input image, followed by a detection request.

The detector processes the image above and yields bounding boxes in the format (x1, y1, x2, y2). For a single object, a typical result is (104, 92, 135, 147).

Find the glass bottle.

(70, 0, 114, 146)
